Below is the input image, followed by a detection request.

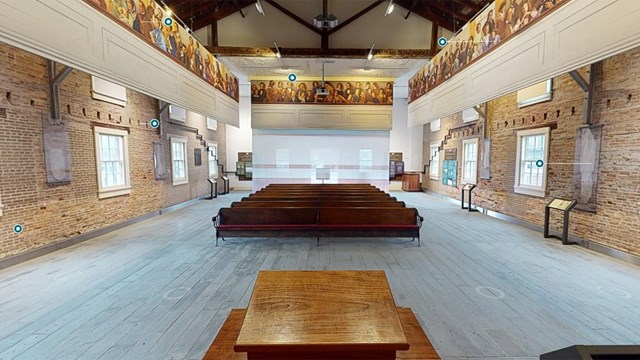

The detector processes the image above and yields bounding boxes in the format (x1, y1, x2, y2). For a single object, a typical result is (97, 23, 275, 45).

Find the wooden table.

(234, 270, 410, 360)
(401, 173, 421, 192)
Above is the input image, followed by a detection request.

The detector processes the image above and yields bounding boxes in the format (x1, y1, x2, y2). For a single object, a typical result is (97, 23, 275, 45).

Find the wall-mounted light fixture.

(256, 0, 265, 16)
(384, 0, 395, 16)
(273, 42, 287, 68)
(363, 43, 375, 70)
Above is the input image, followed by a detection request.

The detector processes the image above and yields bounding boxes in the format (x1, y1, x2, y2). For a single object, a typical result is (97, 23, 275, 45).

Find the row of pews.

(212, 183, 424, 246)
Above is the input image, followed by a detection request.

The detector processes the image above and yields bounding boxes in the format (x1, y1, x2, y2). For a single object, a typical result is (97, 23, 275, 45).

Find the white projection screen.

(252, 129, 390, 191)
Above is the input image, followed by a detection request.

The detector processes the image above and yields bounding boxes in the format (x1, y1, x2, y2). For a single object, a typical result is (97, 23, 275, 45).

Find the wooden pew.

(231, 201, 406, 208)
(202, 308, 440, 360)
(240, 196, 399, 202)
(212, 207, 423, 246)
(317, 207, 423, 246)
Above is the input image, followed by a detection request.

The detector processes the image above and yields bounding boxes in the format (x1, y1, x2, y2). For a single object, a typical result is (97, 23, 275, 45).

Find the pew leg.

(215, 236, 219, 247)
(418, 236, 421, 247)
(316, 237, 320, 247)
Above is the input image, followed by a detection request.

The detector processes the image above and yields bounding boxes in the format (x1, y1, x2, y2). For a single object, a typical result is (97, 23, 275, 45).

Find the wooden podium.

(203, 270, 441, 360)
(401, 173, 421, 192)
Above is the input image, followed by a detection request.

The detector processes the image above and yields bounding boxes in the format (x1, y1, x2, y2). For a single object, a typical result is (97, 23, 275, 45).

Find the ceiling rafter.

(190, 0, 255, 29)
(395, 0, 455, 31)
(328, 0, 386, 35)
(424, 1, 471, 23)
(263, 0, 323, 35)
(453, 0, 480, 12)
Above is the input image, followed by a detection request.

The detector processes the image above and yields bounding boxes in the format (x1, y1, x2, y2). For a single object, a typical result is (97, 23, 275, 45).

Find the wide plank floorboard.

(1, 191, 639, 360)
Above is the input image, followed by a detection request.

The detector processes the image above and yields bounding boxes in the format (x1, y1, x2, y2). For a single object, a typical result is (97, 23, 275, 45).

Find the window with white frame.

(359, 149, 373, 172)
(462, 138, 479, 184)
(207, 117, 217, 131)
(517, 79, 552, 108)
(169, 105, 187, 122)
(462, 107, 479, 123)
(429, 142, 440, 180)
(170, 136, 188, 185)
(94, 126, 131, 199)
(514, 127, 550, 197)
(208, 143, 218, 178)
(430, 119, 441, 132)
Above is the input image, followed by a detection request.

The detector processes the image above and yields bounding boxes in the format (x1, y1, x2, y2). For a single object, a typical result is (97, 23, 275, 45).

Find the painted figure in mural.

(258, 82, 267, 102)
(496, 1, 509, 41)
(149, 16, 167, 52)
(167, 22, 179, 58)
(186, 37, 195, 71)
(481, 21, 493, 53)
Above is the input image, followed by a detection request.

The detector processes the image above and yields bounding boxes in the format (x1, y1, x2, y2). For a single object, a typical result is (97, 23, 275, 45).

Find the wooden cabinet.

(402, 173, 421, 192)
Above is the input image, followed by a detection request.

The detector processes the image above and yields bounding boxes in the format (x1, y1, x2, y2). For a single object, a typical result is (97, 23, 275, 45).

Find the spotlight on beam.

(384, 0, 394, 16)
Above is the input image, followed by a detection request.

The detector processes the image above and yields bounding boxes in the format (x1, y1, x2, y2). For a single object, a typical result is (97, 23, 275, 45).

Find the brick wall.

(0, 42, 226, 260)
(423, 46, 640, 257)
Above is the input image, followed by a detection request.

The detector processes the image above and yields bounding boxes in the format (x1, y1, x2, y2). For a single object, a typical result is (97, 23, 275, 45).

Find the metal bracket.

(569, 62, 599, 125)
(47, 60, 72, 124)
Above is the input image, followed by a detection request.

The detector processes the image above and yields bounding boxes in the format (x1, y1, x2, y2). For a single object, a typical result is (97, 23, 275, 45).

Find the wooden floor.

(0, 191, 639, 360)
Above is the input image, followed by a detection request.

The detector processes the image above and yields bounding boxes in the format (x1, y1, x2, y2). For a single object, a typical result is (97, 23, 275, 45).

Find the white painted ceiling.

(218, 56, 429, 80)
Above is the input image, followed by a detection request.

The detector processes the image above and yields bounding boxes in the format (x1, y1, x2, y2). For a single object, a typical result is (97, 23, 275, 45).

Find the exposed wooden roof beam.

(263, 0, 322, 35)
(395, 0, 455, 31)
(207, 46, 435, 58)
(453, 0, 480, 12)
(328, 0, 386, 34)
(191, 0, 254, 30)
(425, 1, 471, 22)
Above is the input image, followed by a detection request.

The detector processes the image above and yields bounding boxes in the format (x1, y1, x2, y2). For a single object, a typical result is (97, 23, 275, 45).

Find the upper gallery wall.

(407, 0, 640, 126)
(0, 0, 239, 125)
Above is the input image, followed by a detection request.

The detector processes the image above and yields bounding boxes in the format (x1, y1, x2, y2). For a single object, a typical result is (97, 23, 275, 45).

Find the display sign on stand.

(544, 198, 578, 245)
(461, 183, 479, 212)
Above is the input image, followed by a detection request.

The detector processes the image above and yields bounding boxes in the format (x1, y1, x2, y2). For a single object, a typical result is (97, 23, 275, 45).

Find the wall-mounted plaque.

(153, 141, 167, 180)
(194, 148, 202, 166)
(389, 152, 403, 161)
(445, 148, 457, 161)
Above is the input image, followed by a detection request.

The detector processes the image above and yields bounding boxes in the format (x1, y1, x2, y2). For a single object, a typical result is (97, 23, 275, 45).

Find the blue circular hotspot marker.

(438, 37, 448, 47)
(163, 17, 173, 26)
(536, 159, 544, 168)
(150, 118, 160, 128)
(13, 224, 23, 234)
(288, 73, 297, 82)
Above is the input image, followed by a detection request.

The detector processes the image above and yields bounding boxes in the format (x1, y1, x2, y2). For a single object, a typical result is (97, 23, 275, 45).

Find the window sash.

(429, 145, 439, 179)
(94, 126, 130, 199)
(208, 145, 218, 177)
(462, 139, 478, 184)
(171, 137, 188, 184)
(514, 128, 549, 197)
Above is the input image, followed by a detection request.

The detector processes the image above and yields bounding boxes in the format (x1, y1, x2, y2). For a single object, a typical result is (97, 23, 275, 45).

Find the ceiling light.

(165, 8, 172, 17)
(255, 0, 265, 16)
(384, 0, 394, 16)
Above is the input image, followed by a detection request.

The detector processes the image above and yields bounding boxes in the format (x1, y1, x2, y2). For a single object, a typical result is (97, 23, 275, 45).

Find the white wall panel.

(0, 0, 239, 127)
(252, 129, 390, 191)
(408, 0, 640, 127)
(252, 104, 391, 130)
